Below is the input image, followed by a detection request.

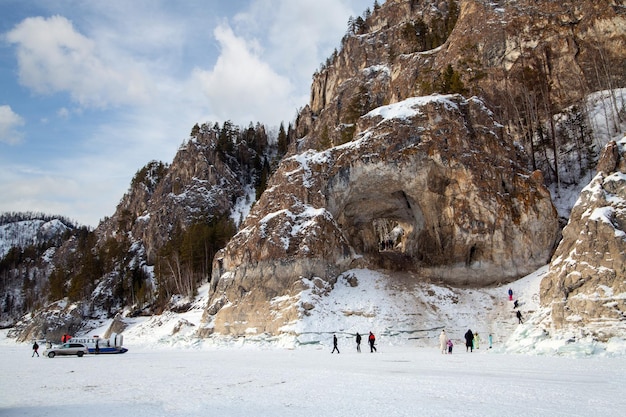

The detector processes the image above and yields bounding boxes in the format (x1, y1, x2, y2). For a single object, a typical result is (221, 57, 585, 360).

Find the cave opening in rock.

(335, 185, 425, 271)
(373, 218, 410, 253)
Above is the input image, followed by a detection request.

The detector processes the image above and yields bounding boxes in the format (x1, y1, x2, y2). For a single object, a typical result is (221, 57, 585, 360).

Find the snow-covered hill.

(0, 218, 71, 258)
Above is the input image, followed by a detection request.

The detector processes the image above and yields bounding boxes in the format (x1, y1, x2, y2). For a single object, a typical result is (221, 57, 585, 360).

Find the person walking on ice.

(356, 332, 362, 353)
(368, 332, 377, 352)
(439, 330, 448, 354)
(473, 332, 480, 349)
(32, 341, 39, 357)
(331, 334, 340, 353)
(508, 288, 513, 301)
(447, 338, 453, 354)
(516, 310, 524, 324)
(465, 329, 474, 352)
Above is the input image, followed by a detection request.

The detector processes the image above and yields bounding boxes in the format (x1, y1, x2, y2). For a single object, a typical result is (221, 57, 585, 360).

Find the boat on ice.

(64, 334, 128, 354)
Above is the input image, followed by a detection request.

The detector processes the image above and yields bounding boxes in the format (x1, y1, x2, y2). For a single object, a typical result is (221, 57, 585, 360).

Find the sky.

(0, 0, 377, 227)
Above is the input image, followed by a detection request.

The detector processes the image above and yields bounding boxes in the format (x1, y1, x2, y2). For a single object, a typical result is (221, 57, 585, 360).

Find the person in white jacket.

(439, 330, 448, 354)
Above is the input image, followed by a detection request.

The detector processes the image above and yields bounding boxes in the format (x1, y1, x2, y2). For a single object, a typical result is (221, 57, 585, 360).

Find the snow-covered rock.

(0, 218, 70, 259)
(540, 138, 626, 341)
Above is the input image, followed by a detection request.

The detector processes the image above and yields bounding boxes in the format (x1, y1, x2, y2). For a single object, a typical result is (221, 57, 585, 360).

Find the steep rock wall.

(300, 0, 626, 155)
(97, 134, 247, 265)
(540, 138, 626, 341)
(203, 95, 559, 336)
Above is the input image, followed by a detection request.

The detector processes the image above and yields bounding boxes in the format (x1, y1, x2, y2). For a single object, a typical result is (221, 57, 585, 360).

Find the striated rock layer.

(540, 138, 626, 341)
(202, 95, 559, 336)
(302, 0, 626, 152)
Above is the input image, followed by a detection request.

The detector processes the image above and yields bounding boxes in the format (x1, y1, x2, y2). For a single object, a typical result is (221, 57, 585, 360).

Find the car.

(45, 343, 89, 358)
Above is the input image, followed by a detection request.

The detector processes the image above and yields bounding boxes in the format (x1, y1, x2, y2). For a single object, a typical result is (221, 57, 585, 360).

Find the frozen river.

(1, 343, 624, 417)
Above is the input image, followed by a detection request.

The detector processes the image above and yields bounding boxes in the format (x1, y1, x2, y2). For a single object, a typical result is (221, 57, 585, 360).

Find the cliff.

(203, 95, 559, 336)
(539, 138, 626, 342)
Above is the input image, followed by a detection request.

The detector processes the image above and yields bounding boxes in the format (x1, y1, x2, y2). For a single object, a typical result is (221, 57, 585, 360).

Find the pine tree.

(190, 123, 200, 137)
(277, 122, 288, 155)
(440, 65, 466, 95)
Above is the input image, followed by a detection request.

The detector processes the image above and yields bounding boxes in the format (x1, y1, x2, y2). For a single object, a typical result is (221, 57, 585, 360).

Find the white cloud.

(0, 1, 376, 225)
(236, 0, 356, 81)
(5, 15, 151, 108)
(0, 105, 25, 144)
(57, 107, 70, 119)
(192, 24, 296, 127)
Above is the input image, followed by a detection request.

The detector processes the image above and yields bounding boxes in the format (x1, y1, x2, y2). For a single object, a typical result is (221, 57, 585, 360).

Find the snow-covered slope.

(0, 219, 70, 258)
(92, 266, 626, 357)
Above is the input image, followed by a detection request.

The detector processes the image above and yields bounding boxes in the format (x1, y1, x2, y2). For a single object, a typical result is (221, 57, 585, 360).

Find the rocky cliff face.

(540, 138, 626, 341)
(97, 124, 265, 265)
(203, 95, 559, 336)
(300, 0, 626, 160)
(201, 0, 626, 339)
(7, 0, 624, 344)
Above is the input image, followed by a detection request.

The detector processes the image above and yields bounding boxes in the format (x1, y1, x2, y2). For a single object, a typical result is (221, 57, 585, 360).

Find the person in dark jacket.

(32, 341, 39, 357)
(356, 332, 362, 353)
(465, 329, 474, 352)
(368, 332, 377, 352)
(332, 334, 340, 354)
(516, 310, 524, 324)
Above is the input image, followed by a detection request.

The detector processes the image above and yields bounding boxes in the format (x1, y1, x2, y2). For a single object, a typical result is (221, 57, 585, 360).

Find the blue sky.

(0, 0, 376, 227)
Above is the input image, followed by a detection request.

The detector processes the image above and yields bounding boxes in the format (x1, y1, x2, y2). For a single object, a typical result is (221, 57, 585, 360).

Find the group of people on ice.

(439, 329, 492, 354)
(332, 331, 377, 354)
(436, 288, 527, 354)
(462, 329, 492, 352)
(331, 289, 528, 354)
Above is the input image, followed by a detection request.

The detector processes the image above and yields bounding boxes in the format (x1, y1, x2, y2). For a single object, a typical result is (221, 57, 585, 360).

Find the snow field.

(1, 343, 624, 417)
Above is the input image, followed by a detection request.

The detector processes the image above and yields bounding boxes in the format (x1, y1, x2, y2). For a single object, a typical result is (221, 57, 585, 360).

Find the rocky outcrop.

(96, 126, 264, 265)
(8, 300, 85, 343)
(203, 95, 559, 336)
(299, 0, 626, 163)
(130, 138, 243, 264)
(540, 138, 626, 341)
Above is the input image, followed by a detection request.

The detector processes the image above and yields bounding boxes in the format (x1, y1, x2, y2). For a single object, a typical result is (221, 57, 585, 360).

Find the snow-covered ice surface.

(1, 341, 625, 417)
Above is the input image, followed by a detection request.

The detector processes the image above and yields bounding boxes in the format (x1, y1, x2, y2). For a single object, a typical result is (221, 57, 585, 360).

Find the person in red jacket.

(368, 332, 377, 353)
